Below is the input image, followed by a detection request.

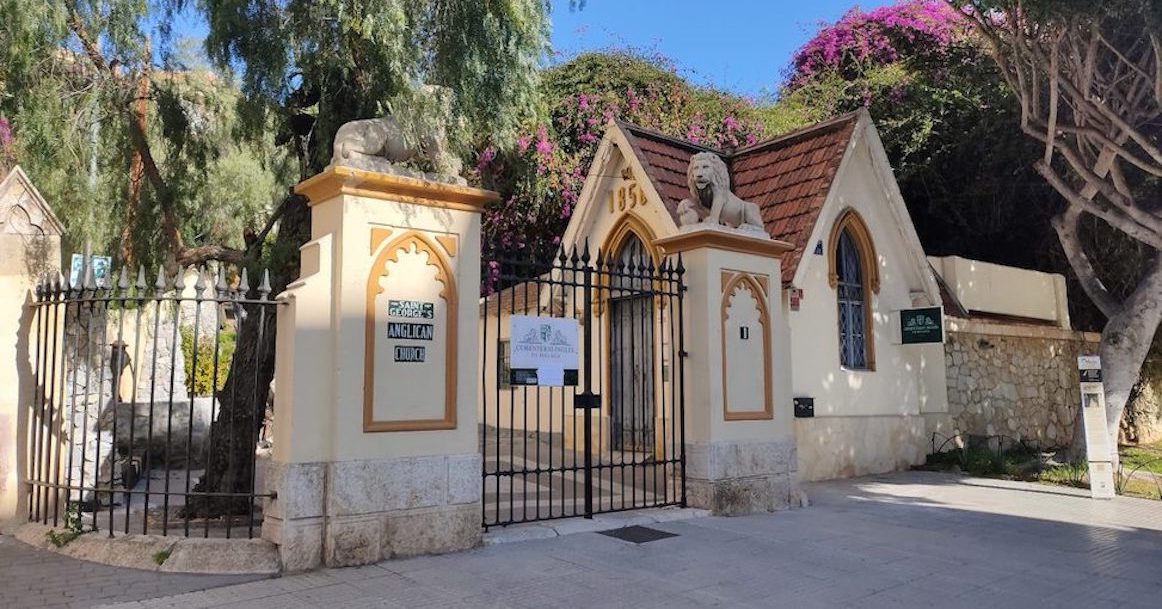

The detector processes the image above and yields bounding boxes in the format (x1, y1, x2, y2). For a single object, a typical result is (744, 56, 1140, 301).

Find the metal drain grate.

(597, 525, 678, 544)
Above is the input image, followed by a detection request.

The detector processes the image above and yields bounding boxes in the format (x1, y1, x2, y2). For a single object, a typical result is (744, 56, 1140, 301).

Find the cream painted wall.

(0, 168, 63, 525)
(275, 175, 485, 464)
(681, 244, 794, 446)
(788, 126, 949, 480)
(930, 256, 1071, 327)
(0, 238, 59, 523)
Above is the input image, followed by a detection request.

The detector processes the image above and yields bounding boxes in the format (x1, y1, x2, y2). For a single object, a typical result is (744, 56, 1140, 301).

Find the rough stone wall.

(945, 322, 1100, 448)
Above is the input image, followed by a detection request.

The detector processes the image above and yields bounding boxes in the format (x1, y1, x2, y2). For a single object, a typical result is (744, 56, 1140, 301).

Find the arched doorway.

(609, 232, 655, 453)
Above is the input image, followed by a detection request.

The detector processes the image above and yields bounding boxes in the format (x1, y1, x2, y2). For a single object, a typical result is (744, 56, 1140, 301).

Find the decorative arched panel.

(720, 271, 773, 420)
(363, 228, 459, 431)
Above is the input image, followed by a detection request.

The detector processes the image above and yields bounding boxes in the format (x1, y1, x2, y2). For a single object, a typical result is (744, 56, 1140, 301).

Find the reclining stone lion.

(331, 116, 463, 179)
(676, 151, 764, 232)
(330, 86, 463, 181)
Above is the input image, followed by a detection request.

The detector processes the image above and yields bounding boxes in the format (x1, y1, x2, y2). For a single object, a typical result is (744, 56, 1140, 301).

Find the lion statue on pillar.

(330, 85, 464, 184)
(676, 151, 765, 232)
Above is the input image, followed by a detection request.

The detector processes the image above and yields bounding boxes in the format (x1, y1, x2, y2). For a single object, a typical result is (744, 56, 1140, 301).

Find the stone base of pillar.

(263, 453, 482, 570)
(685, 439, 802, 515)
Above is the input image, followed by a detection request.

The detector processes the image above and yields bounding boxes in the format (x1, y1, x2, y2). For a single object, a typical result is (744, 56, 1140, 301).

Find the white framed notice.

(509, 316, 580, 386)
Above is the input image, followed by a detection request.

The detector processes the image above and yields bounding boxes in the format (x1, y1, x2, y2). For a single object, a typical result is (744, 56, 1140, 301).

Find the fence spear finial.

(239, 268, 251, 298)
(174, 266, 187, 292)
(258, 269, 272, 300)
(154, 265, 168, 294)
(194, 267, 207, 297)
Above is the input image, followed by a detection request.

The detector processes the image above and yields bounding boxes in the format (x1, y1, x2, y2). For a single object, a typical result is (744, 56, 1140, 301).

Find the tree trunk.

(184, 192, 312, 518)
(1094, 257, 1162, 471)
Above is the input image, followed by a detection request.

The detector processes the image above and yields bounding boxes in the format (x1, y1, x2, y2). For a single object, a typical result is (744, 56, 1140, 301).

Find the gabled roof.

(615, 122, 717, 222)
(0, 165, 65, 236)
(617, 112, 860, 285)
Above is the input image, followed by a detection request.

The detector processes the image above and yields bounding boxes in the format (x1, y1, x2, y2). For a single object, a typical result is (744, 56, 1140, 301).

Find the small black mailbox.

(794, 397, 814, 418)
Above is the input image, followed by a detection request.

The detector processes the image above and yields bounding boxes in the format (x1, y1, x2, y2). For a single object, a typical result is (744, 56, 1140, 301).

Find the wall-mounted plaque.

(900, 307, 944, 344)
(365, 229, 459, 432)
(388, 299, 435, 319)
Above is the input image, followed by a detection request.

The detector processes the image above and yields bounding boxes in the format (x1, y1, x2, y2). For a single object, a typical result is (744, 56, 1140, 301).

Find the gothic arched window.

(828, 210, 879, 370)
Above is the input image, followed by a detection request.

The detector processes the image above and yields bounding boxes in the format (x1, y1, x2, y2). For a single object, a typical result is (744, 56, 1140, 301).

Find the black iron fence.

(481, 243, 686, 528)
(25, 264, 278, 538)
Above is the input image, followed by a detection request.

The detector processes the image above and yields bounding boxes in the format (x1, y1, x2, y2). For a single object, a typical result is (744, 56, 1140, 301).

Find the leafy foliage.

(0, 116, 13, 171)
(780, 1, 1101, 325)
(479, 52, 769, 264)
(0, 0, 292, 267)
(201, 0, 549, 173)
(789, 1, 964, 87)
(181, 326, 236, 396)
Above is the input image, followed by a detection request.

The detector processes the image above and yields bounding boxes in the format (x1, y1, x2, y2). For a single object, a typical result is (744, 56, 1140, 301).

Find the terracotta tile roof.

(617, 122, 718, 221)
(619, 112, 860, 285)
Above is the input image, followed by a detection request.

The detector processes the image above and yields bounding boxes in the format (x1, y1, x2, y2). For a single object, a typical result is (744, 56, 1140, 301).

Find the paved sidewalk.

(0, 534, 267, 609)
(89, 471, 1162, 609)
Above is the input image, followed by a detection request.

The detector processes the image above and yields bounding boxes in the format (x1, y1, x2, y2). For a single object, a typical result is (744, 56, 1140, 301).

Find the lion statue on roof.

(676, 151, 765, 233)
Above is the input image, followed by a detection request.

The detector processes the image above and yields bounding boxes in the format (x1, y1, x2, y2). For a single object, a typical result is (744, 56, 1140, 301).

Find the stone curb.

(13, 522, 281, 575)
(482, 506, 710, 545)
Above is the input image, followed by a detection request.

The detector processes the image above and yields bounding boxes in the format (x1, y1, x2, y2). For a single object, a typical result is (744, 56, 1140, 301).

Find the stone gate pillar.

(656, 225, 802, 515)
(263, 164, 498, 570)
(0, 167, 63, 527)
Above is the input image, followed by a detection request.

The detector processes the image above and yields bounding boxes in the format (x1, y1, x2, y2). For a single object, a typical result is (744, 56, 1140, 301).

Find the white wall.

(930, 255, 1070, 328)
(788, 132, 950, 481)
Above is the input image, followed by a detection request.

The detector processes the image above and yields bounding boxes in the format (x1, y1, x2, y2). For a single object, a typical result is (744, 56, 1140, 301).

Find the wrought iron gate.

(481, 244, 686, 528)
(24, 264, 277, 538)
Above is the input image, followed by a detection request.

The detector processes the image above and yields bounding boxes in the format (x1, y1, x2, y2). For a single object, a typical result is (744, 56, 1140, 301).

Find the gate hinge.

(575, 392, 601, 409)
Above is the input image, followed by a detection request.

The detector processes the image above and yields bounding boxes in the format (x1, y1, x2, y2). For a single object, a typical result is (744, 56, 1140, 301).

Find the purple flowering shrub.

(478, 53, 767, 269)
(789, 1, 969, 89)
(781, 1, 1001, 178)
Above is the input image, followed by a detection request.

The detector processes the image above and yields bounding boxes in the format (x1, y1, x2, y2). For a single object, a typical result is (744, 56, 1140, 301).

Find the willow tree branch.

(244, 194, 296, 260)
(176, 245, 245, 267)
(68, 11, 184, 255)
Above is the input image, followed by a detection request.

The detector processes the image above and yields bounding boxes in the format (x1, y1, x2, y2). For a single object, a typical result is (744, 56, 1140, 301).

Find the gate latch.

(574, 391, 601, 409)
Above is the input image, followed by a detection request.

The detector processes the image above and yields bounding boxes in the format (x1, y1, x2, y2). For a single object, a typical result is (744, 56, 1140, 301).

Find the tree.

(479, 51, 770, 265)
(779, 2, 1070, 294)
(956, 0, 1162, 464)
(0, 0, 289, 268)
(186, 0, 550, 514)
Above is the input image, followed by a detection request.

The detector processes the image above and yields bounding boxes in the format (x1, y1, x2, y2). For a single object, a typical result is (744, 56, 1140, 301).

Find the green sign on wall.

(900, 307, 944, 344)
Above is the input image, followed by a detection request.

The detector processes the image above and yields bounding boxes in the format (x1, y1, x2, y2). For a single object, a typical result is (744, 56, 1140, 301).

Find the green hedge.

(180, 327, 236, 396)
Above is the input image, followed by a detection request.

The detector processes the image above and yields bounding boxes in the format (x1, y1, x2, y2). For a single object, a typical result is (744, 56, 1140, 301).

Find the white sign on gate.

(1078, 355, 1115, 499)
(509, 315, 580, 386)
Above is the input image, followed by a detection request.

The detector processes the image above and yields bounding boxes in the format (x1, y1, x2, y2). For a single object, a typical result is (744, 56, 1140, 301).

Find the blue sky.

(549, 1, 895, 96)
